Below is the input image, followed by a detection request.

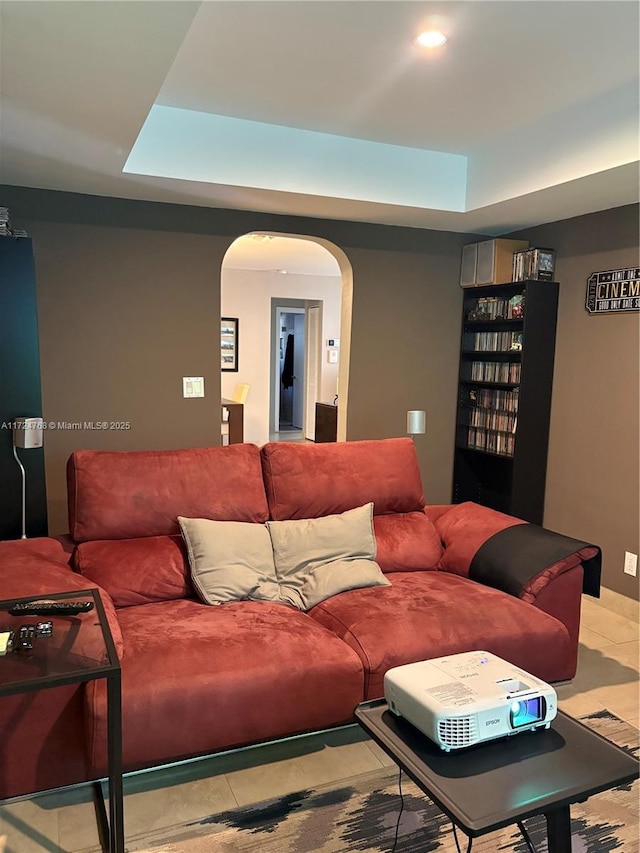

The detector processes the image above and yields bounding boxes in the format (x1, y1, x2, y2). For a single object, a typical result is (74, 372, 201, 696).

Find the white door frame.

(304, 304, 322, 440)
(271, 299, 307, 434)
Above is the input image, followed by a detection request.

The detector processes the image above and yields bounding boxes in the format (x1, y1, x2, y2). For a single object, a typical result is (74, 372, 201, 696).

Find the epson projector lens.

(510, 697, 545, 728)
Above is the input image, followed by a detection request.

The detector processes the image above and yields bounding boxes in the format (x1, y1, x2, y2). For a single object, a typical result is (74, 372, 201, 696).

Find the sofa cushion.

(309, 571, 573, 699)
(435, 502, 525, 577)
(74, 535, 192, 608)
(266, 503, 390, 610)
(261, 438, 425, 520)
(178, 517, 281, 605)
(373, 512, 443, 572)
(84, 598, 365, 773)
(67, 444, 269, 542)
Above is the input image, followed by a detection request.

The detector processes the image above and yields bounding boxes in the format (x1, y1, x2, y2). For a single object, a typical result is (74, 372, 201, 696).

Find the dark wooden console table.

(221, 398, 244, 444)
(314, 402, 337, 442)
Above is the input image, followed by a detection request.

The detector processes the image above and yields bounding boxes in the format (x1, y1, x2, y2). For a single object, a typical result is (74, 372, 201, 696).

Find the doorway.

(271, 298, 321, 441)
(221, 233, 353, 446)
(278, 309, 305, 431)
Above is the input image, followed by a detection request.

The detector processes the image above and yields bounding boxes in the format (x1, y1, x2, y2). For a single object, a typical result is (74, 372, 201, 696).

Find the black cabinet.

(0, 237, 48, 538)
(452, 280, 559, 525)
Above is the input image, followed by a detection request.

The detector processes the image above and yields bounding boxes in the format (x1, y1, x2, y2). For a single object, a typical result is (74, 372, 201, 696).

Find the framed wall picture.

(220, 317, 238, 372)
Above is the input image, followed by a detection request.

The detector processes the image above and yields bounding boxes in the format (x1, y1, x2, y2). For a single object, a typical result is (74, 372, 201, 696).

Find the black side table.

(0, 588, 123, 853)
(356, 698, 639, 853)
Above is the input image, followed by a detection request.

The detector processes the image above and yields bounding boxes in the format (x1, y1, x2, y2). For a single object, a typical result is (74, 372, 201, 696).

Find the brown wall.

(3, 187, 467, 533)
(346, 244, 463, 504)
(29, 222, 229, 530)
(509, 204, 639, 601)
(6, 186, 637, 603)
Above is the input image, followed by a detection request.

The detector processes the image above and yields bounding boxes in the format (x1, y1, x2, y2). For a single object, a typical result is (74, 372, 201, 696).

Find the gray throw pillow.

(266, 503, 390, 611)
(178, 516, 281, 605)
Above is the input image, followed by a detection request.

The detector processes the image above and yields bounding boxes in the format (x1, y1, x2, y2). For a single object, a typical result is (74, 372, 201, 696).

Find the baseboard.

(597, 586, 640, 624)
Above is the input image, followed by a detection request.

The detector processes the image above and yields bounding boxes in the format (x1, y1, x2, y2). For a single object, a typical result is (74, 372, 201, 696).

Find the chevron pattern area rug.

(123, 711, 638, 853)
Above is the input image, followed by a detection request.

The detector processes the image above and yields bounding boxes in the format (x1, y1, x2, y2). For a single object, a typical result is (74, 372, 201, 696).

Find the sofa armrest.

(0, 542, 124, 658)
(0, 536, 71, 564)
(434, 501, 601, 600)
(423, 504, 455, 525)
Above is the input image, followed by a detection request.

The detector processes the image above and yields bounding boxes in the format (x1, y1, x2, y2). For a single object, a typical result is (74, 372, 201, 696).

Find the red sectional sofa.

(0, 438, 600, 800)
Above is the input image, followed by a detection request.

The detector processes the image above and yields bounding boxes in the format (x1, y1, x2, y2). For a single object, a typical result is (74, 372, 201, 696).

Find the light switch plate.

(327, 350, 338, 364)
(183, 377, 205, 398)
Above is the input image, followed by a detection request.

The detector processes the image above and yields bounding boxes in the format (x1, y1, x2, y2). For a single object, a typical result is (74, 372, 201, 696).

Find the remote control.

(9, 600, 94, 617)
(0, 622, 53, 654)
(17, 625, 36, 649)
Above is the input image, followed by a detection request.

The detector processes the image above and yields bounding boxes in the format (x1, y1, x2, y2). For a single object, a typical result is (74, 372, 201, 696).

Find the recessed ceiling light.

(415, 30, 447, 48)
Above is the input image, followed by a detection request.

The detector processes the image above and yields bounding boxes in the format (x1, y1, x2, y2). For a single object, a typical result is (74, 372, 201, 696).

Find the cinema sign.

(585, 267, 640, 314)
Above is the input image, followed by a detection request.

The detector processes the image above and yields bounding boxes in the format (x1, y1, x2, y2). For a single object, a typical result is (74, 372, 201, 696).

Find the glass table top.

(0, 588, 118, 695)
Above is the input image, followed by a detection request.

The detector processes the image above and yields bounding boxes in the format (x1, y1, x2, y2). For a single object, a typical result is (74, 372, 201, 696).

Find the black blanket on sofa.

(470, 523, 602, 598)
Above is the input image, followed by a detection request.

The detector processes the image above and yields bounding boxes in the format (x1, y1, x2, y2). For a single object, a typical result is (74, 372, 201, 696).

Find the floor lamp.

(12, 416, 44, 539)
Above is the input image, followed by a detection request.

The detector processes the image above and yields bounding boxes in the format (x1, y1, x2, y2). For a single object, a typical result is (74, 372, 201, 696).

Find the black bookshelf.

(452, 280, 559, 525)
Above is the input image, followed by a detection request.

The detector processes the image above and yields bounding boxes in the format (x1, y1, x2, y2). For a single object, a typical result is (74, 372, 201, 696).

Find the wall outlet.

(623, 551, 638, 577)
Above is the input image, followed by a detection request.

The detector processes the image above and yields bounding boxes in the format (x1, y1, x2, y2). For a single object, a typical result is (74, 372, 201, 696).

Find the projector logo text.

(485, 719, 500, 726)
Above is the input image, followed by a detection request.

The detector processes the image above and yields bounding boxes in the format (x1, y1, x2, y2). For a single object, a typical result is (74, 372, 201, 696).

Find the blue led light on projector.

(510, 697, 545, 728)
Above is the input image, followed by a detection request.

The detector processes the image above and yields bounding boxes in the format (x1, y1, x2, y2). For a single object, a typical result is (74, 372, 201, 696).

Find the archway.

(220, 233, 353, 445)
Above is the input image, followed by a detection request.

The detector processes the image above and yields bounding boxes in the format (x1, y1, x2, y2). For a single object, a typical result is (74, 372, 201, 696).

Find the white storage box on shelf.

(460, 239, 530, 287)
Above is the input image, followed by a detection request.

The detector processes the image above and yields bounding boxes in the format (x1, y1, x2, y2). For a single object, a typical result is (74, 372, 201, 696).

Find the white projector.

(384, 651, 557, 751)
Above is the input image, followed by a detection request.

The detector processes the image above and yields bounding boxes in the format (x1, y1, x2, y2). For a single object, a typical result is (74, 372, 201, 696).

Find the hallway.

(268, 429, 311, 443)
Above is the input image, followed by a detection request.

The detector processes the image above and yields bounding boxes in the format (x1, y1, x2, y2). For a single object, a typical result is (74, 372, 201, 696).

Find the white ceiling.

(224, 233, 341, 276)
(158, 1, 635, 153)
(1, 0, 638, 271)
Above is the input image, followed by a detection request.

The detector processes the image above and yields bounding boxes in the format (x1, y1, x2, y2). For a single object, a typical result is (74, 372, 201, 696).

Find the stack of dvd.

(0, 206, 28, 237)
(512, 248, 555, 281)
(0, 207, 10, 236)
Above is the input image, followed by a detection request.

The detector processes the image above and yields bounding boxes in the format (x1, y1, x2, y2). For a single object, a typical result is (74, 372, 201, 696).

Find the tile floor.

(268, 429, 309, 443)
(1, 594, 638, 852)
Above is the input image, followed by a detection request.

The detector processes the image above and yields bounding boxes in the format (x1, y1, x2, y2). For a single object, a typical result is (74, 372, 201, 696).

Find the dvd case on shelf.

(512, 248, 555, 282)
